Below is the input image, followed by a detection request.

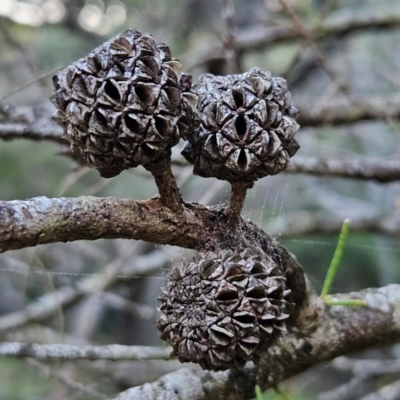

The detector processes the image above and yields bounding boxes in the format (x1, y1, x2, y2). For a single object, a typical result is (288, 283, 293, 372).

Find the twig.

(0, 342, 173, 361)
(174, 155, 400, 183)
(290, 157, 400, 183)
(0, 122, 65, 143)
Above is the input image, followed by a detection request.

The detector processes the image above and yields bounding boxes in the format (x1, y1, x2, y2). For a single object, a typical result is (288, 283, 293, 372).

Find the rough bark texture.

(113, 284, 400, 400)
(0, 196, 276, 253)
(3, 195, 400, 258)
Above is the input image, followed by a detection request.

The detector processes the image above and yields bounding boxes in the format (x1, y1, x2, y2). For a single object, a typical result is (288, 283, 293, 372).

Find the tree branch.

(290, 157, 400, 183)
(0, 196, 273, 253)
(297, 94, 400, 126)
(0, 342, 172, 361)
(2, 196, 400, 256)
(268, 212, 400, 238)
(184, 10, 400, 70)
(0, 122, 65, 143)
(113, 284, 400, 400)
(0, 101, 65, 143)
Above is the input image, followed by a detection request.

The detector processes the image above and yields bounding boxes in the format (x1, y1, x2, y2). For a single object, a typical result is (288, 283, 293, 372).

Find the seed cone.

(157, 249, 290, 371)
(182, 68, 300, 182)
(51, 29, 197, 178)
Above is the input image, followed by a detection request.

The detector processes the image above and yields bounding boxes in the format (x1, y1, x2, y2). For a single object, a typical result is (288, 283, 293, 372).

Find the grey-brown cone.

(182, 68, 300, 182)
(157, 249, 290, 371)
(51, 29, 197, 178)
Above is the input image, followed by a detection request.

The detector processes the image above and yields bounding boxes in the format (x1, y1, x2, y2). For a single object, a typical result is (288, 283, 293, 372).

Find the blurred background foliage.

(0, 0, 400, 399)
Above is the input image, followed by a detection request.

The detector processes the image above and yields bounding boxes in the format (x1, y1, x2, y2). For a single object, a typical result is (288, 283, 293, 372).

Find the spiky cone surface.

(51, 29, 197, 178)
(157, 249, 290, 371)
(182, 67, 300, 182)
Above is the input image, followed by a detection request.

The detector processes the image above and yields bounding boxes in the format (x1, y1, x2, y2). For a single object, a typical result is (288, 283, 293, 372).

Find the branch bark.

(0, 342, 173, 361)
(113, 284, 400, 400)
(2, 196, 400, 255)
(0, 122, 65, 143)
(290, 157, 400, 183)
(0, 196, 272, 253)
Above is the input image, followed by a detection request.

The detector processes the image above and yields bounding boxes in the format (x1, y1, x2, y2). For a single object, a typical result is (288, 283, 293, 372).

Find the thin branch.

(290, 157, 400, 183)
(0, 122, 65, 143)
(0, 101, 65, 143)
(297, 93, 400, 126)
(113, 284, 400, 400)
(0, 342, 173, 361)
(184, 10, 400, 70)
(268, 211, 400, 238)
